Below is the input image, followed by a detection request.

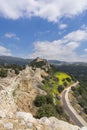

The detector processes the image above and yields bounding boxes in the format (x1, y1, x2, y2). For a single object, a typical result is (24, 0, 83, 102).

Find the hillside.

(0, 56, 31, 65)
(56, 65, 87, 123)
(0, 58, 86, 129)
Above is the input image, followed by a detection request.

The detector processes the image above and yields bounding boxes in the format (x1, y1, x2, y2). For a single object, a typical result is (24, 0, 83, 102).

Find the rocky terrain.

(0, 65, 48, 115)
(0, 111, 85, 130)
(0, 58, 86, 130)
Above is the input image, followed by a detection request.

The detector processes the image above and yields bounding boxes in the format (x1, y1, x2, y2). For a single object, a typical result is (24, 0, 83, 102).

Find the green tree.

(66, 77, 71, 82)
(57, 85, 64, 93)
(34, 95, 47, 107)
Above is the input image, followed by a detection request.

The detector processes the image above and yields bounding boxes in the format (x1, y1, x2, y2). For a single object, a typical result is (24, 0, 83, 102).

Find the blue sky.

(0, 0, 87, 62)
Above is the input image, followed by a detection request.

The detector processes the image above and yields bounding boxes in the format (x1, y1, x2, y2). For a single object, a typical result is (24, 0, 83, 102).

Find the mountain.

(49, 60, 87, 66)
(0, 56, 32, 65)
(0, 56, 87, 66)
(48, 60, 68, 65)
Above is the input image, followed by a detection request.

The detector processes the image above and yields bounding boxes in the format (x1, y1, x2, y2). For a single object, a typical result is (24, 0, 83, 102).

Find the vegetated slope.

(29, 58, 73, 121)
(55, 65, 87, 122)
(55, 72, 72, 85)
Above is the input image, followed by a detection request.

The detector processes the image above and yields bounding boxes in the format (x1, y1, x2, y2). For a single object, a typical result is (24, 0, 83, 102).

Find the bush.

(63, 82, 67, 87)
(56, 105, 63, 115)
(34, 95, 47, 107)
(35, 104, 58, 118)
(57, 85, 64, 93)
(46, 94, 53, 104)
(0, 69, 8, 77)
(14, 68, 19, 75)
(71, 86, 76, 91)
(34, 94, 53, 107)
(66, 78, 71, 82)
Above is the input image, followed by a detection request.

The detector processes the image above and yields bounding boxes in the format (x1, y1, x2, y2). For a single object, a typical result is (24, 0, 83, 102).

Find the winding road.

(61, 82, 87, 127)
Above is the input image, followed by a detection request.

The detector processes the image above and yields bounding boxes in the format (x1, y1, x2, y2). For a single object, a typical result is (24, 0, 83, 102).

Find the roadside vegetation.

(56, 65, 87, 119)
(34, 94, 69, 121)
(42, 71, 72, 95)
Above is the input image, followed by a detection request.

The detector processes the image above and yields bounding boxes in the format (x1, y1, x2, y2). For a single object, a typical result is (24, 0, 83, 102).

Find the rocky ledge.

(0, 111, 86, 130)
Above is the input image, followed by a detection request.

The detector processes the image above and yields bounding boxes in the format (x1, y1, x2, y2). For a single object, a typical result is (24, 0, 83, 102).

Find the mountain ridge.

(0, 56, 87, 66)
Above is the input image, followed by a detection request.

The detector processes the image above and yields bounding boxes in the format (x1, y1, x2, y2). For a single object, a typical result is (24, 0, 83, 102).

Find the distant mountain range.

(0, 56, 87, 66)
(0, 56, 32, 66)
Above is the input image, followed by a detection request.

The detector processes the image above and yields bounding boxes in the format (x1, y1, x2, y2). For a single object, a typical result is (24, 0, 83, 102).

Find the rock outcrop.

(0, 111, 86, 130)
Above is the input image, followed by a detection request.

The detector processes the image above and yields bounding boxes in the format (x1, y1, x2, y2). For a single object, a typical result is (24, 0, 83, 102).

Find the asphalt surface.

(62, 90, 83, 127)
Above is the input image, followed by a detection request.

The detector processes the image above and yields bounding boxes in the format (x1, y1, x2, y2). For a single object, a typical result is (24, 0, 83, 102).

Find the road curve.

(61, 82, 87, 127)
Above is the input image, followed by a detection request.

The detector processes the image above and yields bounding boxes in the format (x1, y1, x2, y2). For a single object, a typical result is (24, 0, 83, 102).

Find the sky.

(0, 0, 87, 62)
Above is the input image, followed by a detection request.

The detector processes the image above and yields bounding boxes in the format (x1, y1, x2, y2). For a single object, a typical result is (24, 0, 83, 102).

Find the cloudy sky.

(0, 0, 87, 62)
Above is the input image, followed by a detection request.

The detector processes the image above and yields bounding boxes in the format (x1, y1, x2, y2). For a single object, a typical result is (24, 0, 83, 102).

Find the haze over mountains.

(0, 56, 87, 66)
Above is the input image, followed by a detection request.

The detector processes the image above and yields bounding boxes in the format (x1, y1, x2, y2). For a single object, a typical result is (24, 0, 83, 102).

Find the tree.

(34, 95, 47, 107)
(57, 85, 64, 93)
(66, 77, 71, 82)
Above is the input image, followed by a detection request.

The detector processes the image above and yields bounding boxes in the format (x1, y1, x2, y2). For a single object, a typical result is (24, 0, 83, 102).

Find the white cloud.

(5, 33, 16, 38)
(64, 30, 87, 42)
(29, 29, 87, 62)
(0, 0, 87, 22)
(4, 33, 20, 40)
(84, 48, 87, 52)
(0, 46, 12, 56)
(59, 24, 67, 30)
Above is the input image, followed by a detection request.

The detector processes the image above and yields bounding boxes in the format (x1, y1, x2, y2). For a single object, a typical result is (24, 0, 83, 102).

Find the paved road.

(61, 82, 87, 127)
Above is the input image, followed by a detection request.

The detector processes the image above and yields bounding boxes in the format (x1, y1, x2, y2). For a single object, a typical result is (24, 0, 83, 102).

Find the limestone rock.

(0, 111, 85, 130)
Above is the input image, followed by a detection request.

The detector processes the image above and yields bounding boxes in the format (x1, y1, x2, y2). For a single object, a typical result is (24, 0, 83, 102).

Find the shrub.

(63, 82, 67, 87)
(66, 78, 71, 82)
(0, 69, 8, 77)
(14, 68, 19, 75)
(46, 94, 53, 104)
(34, 95, 47, 107)
(34, 94, 53, 107)
(71, 86, 76, 91)
(35, 104, 58, 118)
(56, 105, 63, 115)
(57, 85, 64, 93)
